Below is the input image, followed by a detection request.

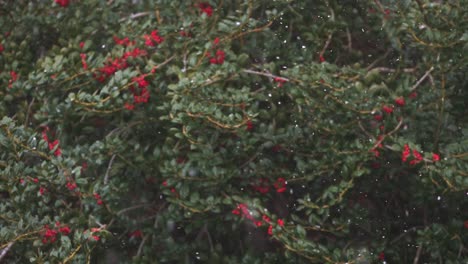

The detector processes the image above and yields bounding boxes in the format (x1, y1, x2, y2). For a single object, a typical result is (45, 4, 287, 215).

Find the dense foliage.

(1, 0, 467, 263)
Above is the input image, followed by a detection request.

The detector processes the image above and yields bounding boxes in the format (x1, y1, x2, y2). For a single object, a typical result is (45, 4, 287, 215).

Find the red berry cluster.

(80, 53, 87, 70)
(114, 36, 135, 46)
(207, 38, 226, 65)
(208, 50, 226, 65)
(273, 77, 287, 87)
(144, 30, 164, 47)
(42, 222, 71, 244)
(83, 228, 101, 241)
(93, 48, 147, 82)
(128, 230, 143, 238)
(93, 193, 103, 205)
(246, 120, 254, 131)
(66, 181, 77, 191)
(232, 204, 285, 236)
(54, 0, 69, 7)
(125, 75, 151, 110)
(198, 2, 213, 17)
(162, 181, 177, 194)
(42, 127, 61, 157)
(8, 71, 17, 88)
(402, 144, 440, 165)
(251, 177, 287, 194)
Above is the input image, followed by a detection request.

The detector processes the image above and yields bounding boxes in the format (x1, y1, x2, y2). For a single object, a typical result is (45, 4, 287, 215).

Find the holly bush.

(1, 0, 467, 263)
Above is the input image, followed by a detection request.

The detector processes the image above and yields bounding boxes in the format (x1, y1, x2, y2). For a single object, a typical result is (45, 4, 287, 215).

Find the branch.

(370, 67, 416, 73)
(365, 49, 391, 71)
(371, 117, 404, 150)
(346, 27, 352, 50)
(116, 203, 151, 215)
(136, 234, 148, 257)
(319, 33, 333, 58)
(410, 67, 434, 91)
(0, 242, 14, 262)
(103, 154, 116, 185)
(242, 69, 289, 82)
(413, 245, 423, 264)
(119, 12, 151, 22)
(62, 244, 82, 264)
(24, 97, 35, 128)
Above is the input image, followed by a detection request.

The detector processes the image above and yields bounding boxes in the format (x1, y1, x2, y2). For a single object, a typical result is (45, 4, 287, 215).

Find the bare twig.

(358, 121, 374, 139)
(119, 12, 151, 22)
(458, 244, 464, 258)
(410, 67, 434, 91)
(24, 97, 35, 128)
(196, 224, 214, 251)
(153, 55, 175, 71)
(413, 244, 423, 264)
(371, 118, 404, 149)
(365, 49, 391, 70)
(373, 0, 386, 14)
(319, 33, 333, 59)
(242, 69, 289, 82)
(103, 154, 116, 185)
(117, 203, 151, 215)
(0, 242, 14, 262)
(370, 67, 416, 73)
(346, 27, 352, 50)
(136, 234, 148, 257)
(390, 226, 421, 244)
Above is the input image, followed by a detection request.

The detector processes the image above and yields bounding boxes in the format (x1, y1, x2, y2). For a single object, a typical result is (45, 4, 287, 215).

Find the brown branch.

(365, 49, 391, 71)
(0, 230, 42, 249)
(370, 67, 416, 73)
(136, 234, 149, 257)
(242, 69, 289, 82)
(119, 12, 151, 22)
(103, 154, 116, 185)
(410, 67, 434, 91)
(413, 244, 423, 264)
(371, 118, 404, 150)
(319, 33, 333, 58)
(24, 97, 35, 128)
(63, 244, 82, 264)
(451, 152, 468, 159)
(0, 242, 14, 262)
(346, 27, 352, 50)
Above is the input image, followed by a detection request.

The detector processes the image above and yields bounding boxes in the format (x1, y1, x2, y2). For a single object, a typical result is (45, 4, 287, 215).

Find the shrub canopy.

(1, 0, 467, 263)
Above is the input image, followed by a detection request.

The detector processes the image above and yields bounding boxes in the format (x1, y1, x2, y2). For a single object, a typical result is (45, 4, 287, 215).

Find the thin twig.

(154, 55, 175, 70)
(117, 203, 151, 215)
(410, 67, 434, 91)
(390, 226, 420, 244)
(373, 0, 386, 14)
(358, 121, 374, 139)
(413, 245, 423, 264)
(24, 97, 35, 128)
(346, 27, 352, 50)
(242, 69, 289, 82)
(63, 244, 82, 264)
(119, 12, 151, 22)
(371, 118, 404, 149)
(103, 154, 116, 185)
(196, 224, 214, 251)
(458, 244, 464, 258)
(319, 33, 333, 58)
(365, 49, 391, 71)
(136, 234, 148, 257)
(370, 67, 416, 73)
(0, 242, 14, 262)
